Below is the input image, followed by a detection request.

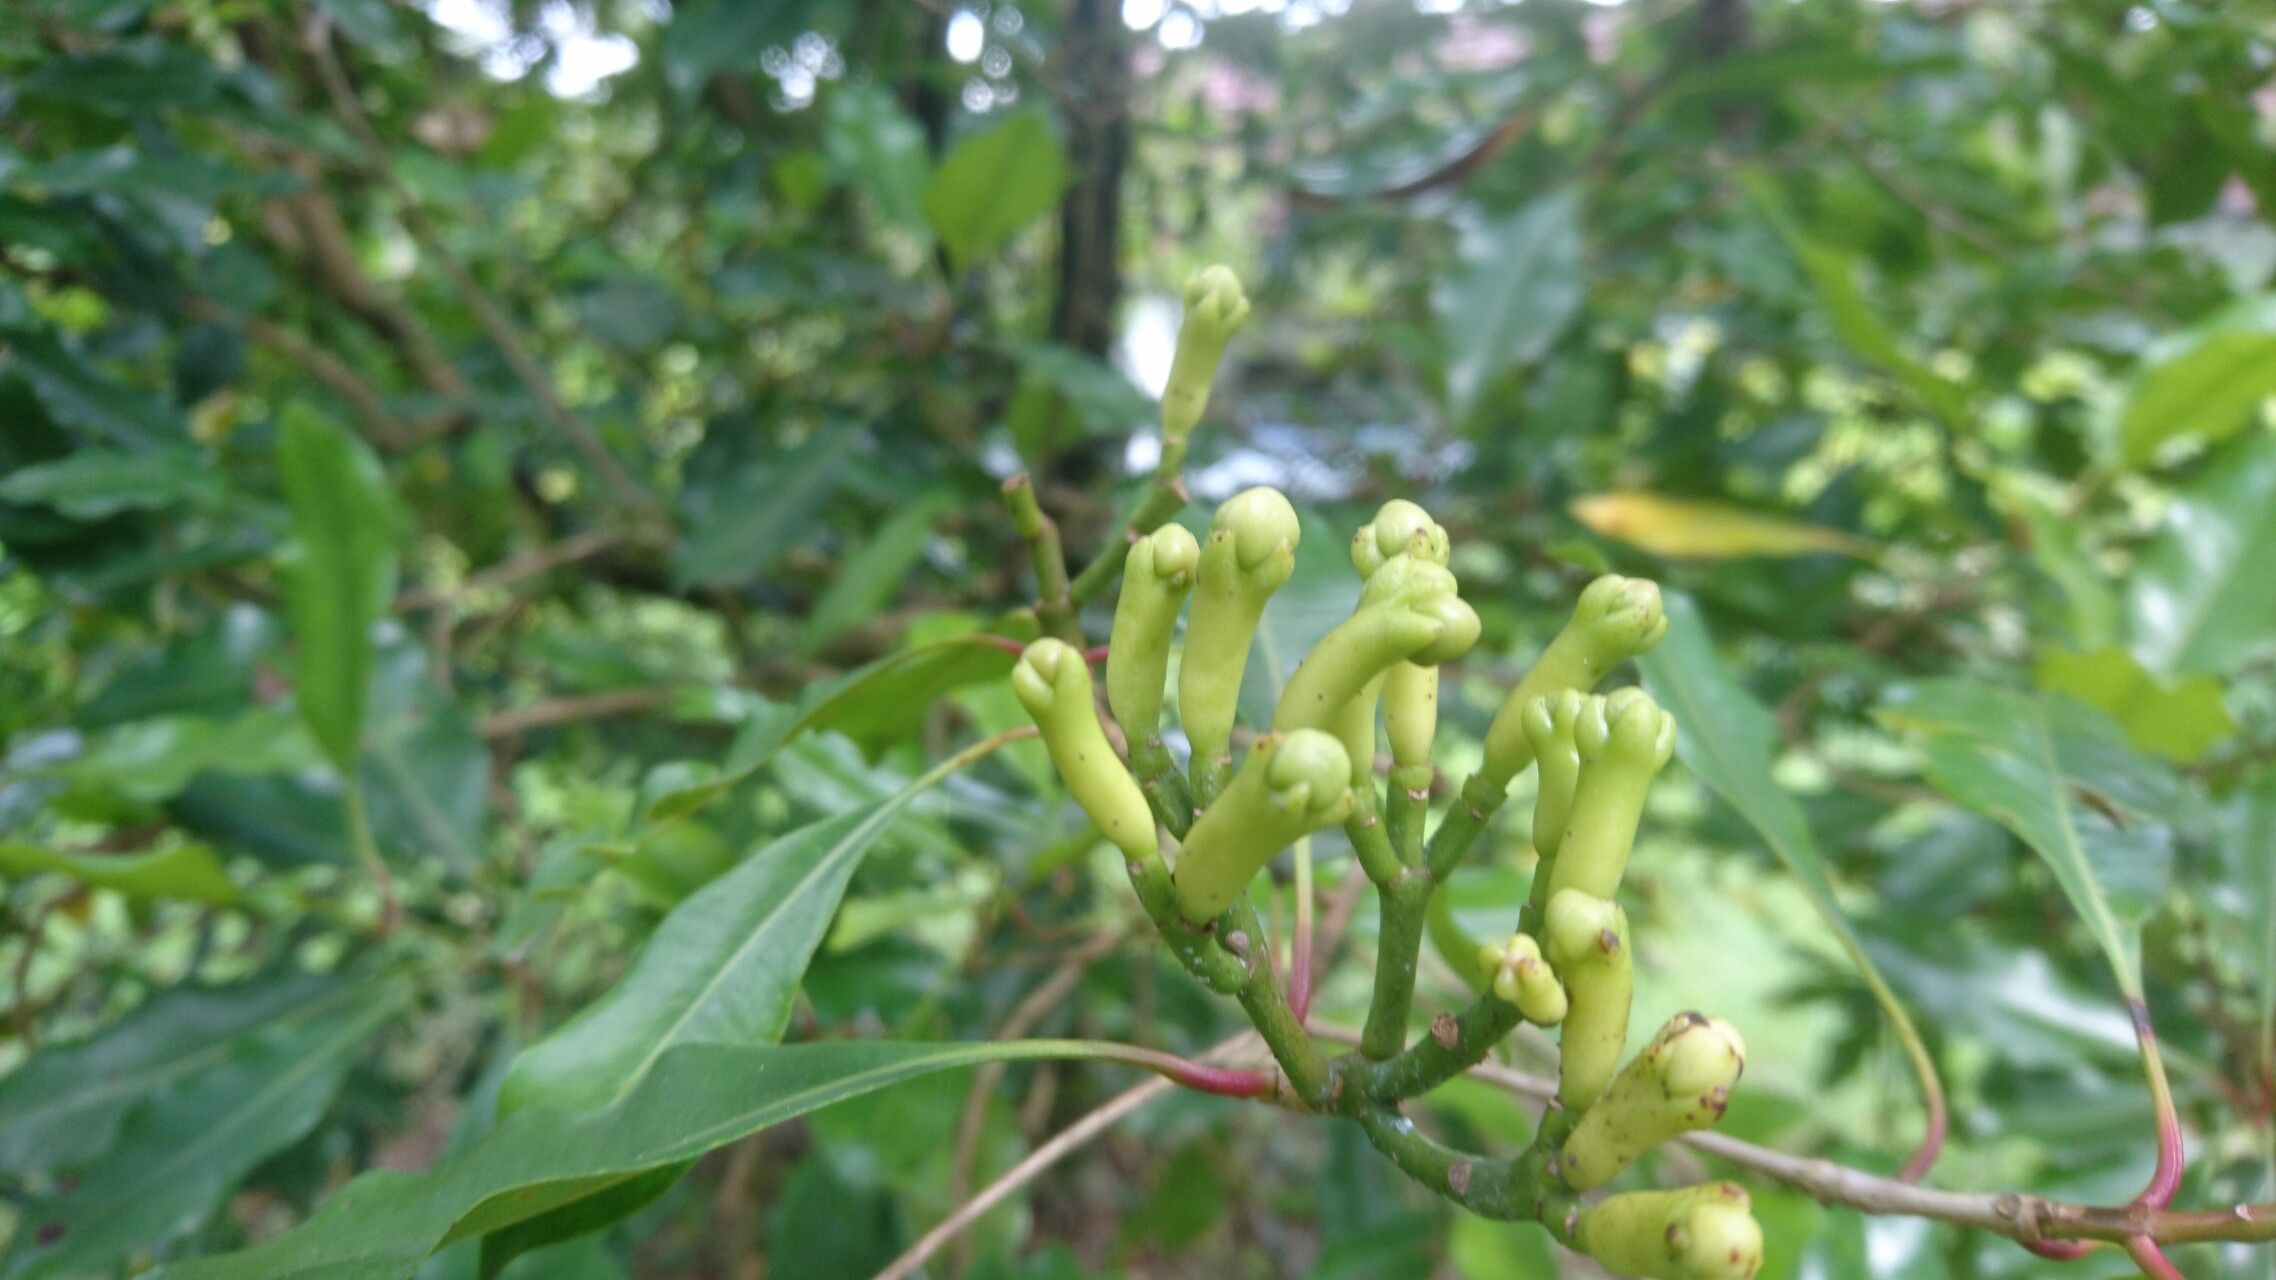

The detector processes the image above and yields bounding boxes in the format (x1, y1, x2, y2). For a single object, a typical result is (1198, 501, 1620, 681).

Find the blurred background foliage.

(1, 0, 2273, 1276)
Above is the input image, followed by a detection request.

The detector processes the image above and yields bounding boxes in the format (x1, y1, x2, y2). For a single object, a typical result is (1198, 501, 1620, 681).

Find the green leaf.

(0, 446, 221, 518)
(1638, 593, 1945, 1149)
(501, 744, 999, 1117)
(152, 1039, 1142, 1280)
(647, 631, 1021, 824)
(798, 495, 948, 657)
(0, 972, 364, 1178)
(50, 708, 320, 806)
(1436, 188, 1585, 422)
(825, 82, 931, 236)
(1877, 681, 2180, 997)
(2120, 332, 2276, 466)
(1, 972, 407, 1279)
(276, 405, 400, 772)
(1743, 174, 1972, 425)
(672, 421, 857, 590)
(2124, 430, 2276, 678)
(2230, 770, 2276, 1064)
(0, 325, 176, 447)
(920, 112, 1069, 272)
(2033, 646, 2235, 763)
(0, 840, 239, 905)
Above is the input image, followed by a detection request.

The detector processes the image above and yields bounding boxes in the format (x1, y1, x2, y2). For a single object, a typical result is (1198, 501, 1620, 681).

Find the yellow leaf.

(1569, 491, 1875, 559)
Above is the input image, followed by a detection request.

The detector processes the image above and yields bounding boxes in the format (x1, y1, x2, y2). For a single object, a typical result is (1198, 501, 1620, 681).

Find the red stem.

(977, 634, 1028, 657)
(1083, 644, 1110, 665)
(2127, 999, 2185, 1212)
(1288, 903, 1315, 1024)
(2123, 1236, 2185, 1280)
(1106, 1045, 1275, 1098)
(1897, 1087, 1948, 1183)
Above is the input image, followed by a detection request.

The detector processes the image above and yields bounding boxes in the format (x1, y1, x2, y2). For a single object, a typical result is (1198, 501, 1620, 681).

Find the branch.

(300, 15, 668, 531)
(869, 1032, 1266, 1280)
(1451, 1053, 2276, 1250)
(395, 530, 625, 612)
(481, 687, 680, 739)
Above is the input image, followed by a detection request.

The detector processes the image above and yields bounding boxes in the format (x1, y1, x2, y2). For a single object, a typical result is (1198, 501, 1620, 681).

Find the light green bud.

(1560, 1013, 1747, 1191)
(1107, 523, 1201, 746)
(1180, 488, 1299, 776)
(1013, 638, 1158, 864)
(1171, 728, 1354, 923)
(1577, 1182, 1763, 1280)
(1161, 265, 1251, 443)
(1545, 688, 1676, 902)
(1477, 576, 1669, 794)
(1544, 889, 1632, 1110)
(1350, 499, 1450, 578)
(1477, 932, 1568, 1025)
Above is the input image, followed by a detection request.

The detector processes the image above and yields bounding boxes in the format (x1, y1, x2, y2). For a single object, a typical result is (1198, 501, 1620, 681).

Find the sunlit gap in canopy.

(420, 0, 643, 97)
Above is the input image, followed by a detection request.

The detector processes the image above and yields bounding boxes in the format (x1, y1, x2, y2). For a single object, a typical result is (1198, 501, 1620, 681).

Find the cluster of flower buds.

(1007, 265, 1759, 1279)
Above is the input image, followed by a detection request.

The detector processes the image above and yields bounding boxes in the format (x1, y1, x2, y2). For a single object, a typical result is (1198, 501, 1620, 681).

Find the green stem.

(1386, 764, 1432, 866)
(1223, 897, 1336, 1106)
(1067, 457, 1190, 607)
(1358, 869, 1433, 1059)
(344, 782, 400, 933)
(1130, 739, 1195, 837)
(1003, 474, 1081, 643)
(1344, 785, 1405, 887)
(1353, 991, 1523, 1101)
(1349, 1107, 1570, 1229)
(1425, 772, 1507, 880)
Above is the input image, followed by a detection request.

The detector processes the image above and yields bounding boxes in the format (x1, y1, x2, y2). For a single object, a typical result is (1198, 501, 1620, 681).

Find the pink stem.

(1897, 1087, 1948, 1183)
(2124, 1236, 2185, 1280)
(1288, 904, 1315, 1024)
(1083, 644, 1110, 665)
(976, 634, 1028, 657)
(2020, 1239, 2095, 1261)
(2127, 999, 2185, 1212)
(1107, 1045, 1275, 1098)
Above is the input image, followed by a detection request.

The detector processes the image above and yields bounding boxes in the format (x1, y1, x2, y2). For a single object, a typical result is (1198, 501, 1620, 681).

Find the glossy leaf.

(0, 840, 239, 905)
(798, 495, 948, 656)
(2033, 646, 2234, 764)
(648, 631, 1021, 823)
(2118, 295, 2276, 466)
(2124, 430, 2276, 678)
(1437, 188, 1584, 421)
(276, 405, 400, 772)
(500, 744, 995, 1117)
(153, 1039, 1140, 1280)
(0, 446, 221, 518)
(1, 972, 406, 1279)
(1878, 681, 2179, 996)
(1639, 593, 1944, 1151)
(921, 111, 1069, 272)
(1570, 491, 1874, 559)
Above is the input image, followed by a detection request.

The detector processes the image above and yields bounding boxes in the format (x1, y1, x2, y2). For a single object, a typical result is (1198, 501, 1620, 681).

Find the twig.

(946, 927, 1130, 1262)
(481, 687, 680, 739)
(396, 530, 624, 613)
(300, 14, 667, 530)
(870, 1032, 1263, 1280)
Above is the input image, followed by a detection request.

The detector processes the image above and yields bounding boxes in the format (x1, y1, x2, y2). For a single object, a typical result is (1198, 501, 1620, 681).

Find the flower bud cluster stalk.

(1002, 270, 1758, 1276)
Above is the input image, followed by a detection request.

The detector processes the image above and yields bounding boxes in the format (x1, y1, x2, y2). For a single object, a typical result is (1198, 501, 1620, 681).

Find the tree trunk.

(1049, 0, 1130, 358)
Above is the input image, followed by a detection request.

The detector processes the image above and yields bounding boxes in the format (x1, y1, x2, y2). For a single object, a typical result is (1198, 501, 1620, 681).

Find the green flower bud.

(1522, 690, 1590, 862)
(1350, 499, 1450, 578)
(1180, 488, 1300, 778)
(1478, 576, 1669, 794)
(1545, 688, 1676, 902)
(1382, 660, 1439, 772)
(1478, 932, 1567, 1025)
(1271, 596, 1478, 735)
(1544, 889, 1632, 1110)
(1107, 523, 1201, 746)
(1161, 265, 1251, 443)
(1171, 728, 1353, 923)
(1013, 639, 1159, 864)
(1577, 1182, 1763, 1280)
(1560, 1012, 1747, 1191)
